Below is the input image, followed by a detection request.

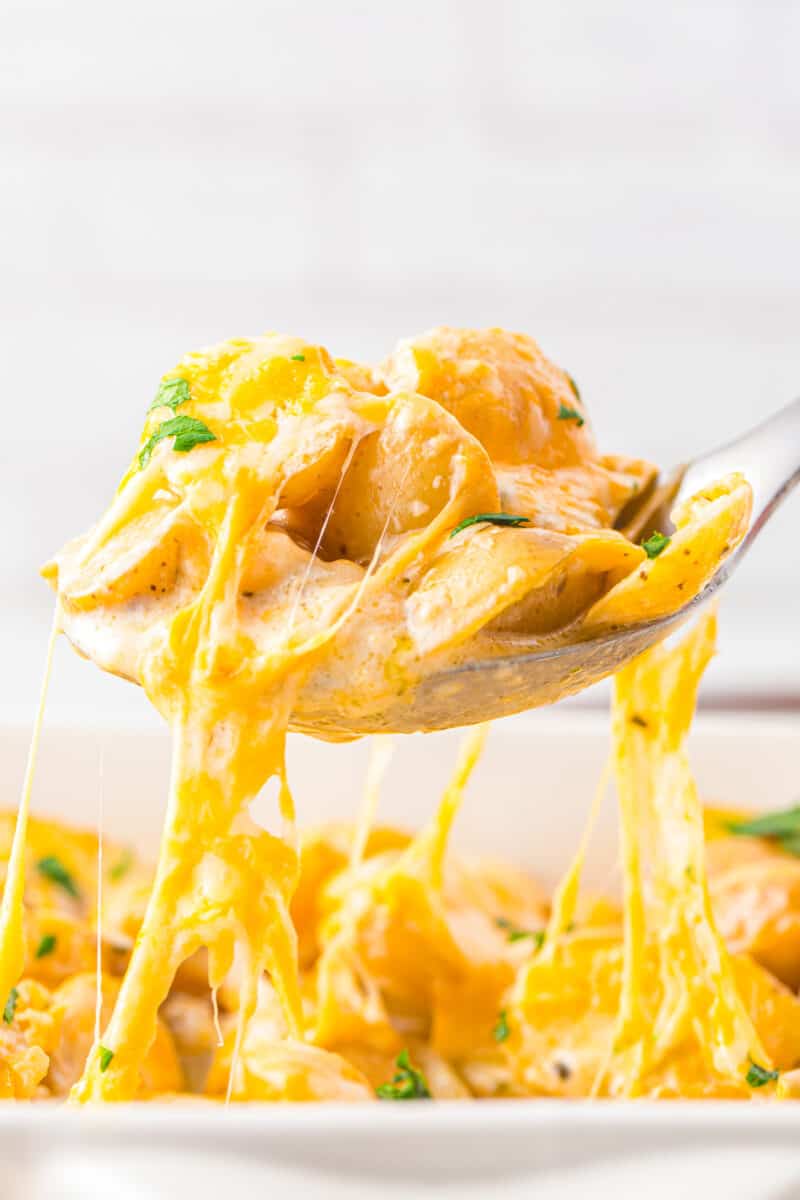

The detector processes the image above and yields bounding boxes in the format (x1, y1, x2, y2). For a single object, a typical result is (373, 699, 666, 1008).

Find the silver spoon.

(294, 395, 800, 737)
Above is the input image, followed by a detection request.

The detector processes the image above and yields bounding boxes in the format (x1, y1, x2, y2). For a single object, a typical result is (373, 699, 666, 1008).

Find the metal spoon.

(295, 396, 800, 737)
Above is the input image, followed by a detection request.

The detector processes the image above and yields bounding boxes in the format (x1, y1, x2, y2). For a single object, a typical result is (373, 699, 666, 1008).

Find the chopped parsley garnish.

(376, 1049, 431, 1100)
(110, 850, 134, 882)
(3, 988, 18, 1025)
(148, 376, 190, 414)
(139, 415, 216, 469)
(510, 928, 545, 947)
(290, 354, 306, 362)
(35, 934, 57, 959)
(745, 1058, 779, 1088)
(566, 373, 581, 403)
(642, 531, 671, 559)
(37, 855, 80, 899)
(557, 402, 584, 427)
(449, 513, 530, 539)
(99, 1045, 114, 1072)
(495, 917, 545, 948)
(726, 806, 800, 858)
(492, 1009, 511, 1043)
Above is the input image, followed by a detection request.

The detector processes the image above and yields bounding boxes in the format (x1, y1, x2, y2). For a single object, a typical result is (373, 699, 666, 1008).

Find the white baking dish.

(0, 711, 799, 1199)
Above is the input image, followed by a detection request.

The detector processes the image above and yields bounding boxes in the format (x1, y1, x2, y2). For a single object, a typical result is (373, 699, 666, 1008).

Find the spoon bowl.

(291, 592, 713, 738)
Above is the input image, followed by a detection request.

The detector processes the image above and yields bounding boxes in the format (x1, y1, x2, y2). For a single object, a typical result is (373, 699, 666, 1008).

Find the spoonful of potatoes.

(44, 327, 799, 738)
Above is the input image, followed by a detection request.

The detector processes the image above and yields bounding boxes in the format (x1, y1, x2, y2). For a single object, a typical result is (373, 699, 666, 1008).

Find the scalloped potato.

(0, 326, 762, 1105)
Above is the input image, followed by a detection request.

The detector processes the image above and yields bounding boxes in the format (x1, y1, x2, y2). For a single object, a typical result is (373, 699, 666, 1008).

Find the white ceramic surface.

(0, 711, 799, 1197)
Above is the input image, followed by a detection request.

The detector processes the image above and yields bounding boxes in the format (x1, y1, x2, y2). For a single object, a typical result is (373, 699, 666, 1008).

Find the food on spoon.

(43, 328, 751, 731)
(14, 327, 753, 1104)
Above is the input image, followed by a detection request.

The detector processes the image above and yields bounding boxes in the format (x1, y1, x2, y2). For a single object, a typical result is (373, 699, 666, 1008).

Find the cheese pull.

(30, 327, 752, 1103)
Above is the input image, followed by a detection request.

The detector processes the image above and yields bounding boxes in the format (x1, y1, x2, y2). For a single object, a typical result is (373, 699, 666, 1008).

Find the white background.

(1, 0, 798, 727)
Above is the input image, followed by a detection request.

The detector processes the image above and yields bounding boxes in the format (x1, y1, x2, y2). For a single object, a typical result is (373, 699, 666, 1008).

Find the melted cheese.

(2, 630, 800, 1100)
(504, 612, 790, 1099)
(0, 606, 60, 1011)
(606, 609, 766, 1093)
(0, 326, 762, 1104)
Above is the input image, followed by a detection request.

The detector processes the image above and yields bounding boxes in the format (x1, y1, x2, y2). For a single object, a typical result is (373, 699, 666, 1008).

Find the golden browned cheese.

(0, 326, 756, 1104)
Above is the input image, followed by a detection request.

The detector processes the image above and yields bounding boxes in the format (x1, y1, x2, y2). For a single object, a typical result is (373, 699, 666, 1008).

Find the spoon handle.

(677, 395, 800, 536)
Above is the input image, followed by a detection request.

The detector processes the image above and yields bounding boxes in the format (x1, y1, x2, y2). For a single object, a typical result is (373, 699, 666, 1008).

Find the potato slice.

(407, 525, 641, 654)
(582, 472, 752, 631)
(321, 391, 499, 563)
(382, 326, 594, 467)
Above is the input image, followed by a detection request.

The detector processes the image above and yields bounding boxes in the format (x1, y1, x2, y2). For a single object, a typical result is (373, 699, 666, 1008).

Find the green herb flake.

(726, 806, 800, 859)
(449, 513, 530, 539)
(99, 1045, 114, 1073)
(556, 402, 585, 427)
(35, 934, 57, 959)
(727, 806, 800, 841)
(110, 850, 134, 882)
(778, 834, 800, 857)
(2, 988, 18, 1025)
(495, 917, 545, 949)
(139, 415, 216, 469)
(642, 531, 671, 559)
(290, 354, 306, 362)
(148, 376, 190, 414)
(37, 855, 80, 899)
(565, 373, 581, 403)
(492, 1009, 511, 1043)
(511, 928, 546, 948)
(745, 1058, 779, 1088)
(375, 1049, 431, 1100)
